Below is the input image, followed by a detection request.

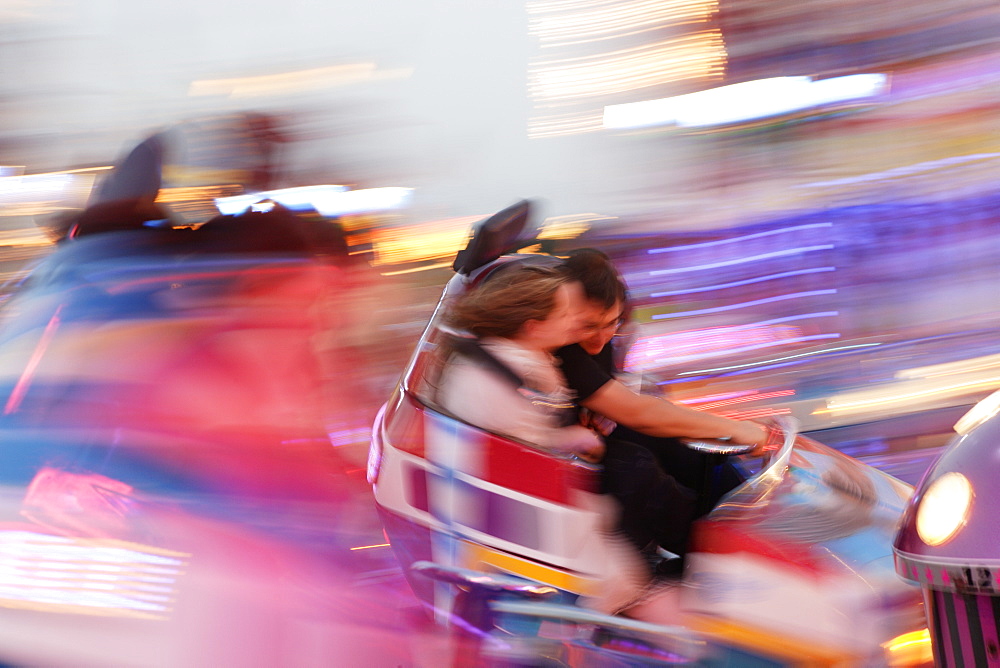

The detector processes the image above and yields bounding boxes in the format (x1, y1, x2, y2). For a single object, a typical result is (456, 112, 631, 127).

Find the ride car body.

(369, 201, 931, 666)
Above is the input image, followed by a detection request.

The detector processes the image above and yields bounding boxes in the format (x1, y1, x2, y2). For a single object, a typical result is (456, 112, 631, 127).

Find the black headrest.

(452, 200, 537, 275)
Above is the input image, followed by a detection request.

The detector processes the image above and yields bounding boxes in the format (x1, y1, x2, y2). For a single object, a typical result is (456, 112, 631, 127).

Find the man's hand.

(731, 420, 768, 454)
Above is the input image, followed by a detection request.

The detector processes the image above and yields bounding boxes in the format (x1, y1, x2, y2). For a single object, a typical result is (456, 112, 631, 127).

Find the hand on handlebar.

(731, 420, 768, 453)
(744, 417, 789, 456)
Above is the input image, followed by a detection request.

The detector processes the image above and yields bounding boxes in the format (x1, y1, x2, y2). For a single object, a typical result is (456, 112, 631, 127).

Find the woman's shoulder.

(480, 338, 543, 370)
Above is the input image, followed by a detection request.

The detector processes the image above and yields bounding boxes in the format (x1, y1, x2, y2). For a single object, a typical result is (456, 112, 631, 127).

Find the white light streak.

(649, 244, 834, 276)
(650, 267, 836, 297)
(604, 73, 888, 129)
(531, 32, 726, 102)
(528, 0, 718, 46)
(215, 186, 412, 217)
(797, 153, 1000, 189)
(647, 222, 833, 254)
(649, 245, 834, 276)
(0, 531, 187, 619)
(650, 289, 837, 319)
(190, 64, 413, 98)
(676, 342, 883, 376)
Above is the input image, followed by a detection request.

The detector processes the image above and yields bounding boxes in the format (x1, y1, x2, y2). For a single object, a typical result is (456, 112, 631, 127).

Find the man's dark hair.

(560, 248, 627, 310)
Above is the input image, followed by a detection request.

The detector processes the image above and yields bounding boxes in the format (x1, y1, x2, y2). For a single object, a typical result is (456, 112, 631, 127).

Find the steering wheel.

(681, 417, 796, 514)
(680, 416, 794, 457)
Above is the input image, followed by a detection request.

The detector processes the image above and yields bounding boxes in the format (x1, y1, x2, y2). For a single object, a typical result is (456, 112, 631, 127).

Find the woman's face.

(524, 281, 585, 351)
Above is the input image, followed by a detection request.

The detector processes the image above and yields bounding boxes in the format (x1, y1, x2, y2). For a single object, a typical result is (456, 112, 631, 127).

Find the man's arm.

(581, 379, 766, 445)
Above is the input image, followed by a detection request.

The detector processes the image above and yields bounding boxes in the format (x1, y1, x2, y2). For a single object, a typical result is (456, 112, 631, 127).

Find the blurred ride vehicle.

(894, 389, 1000, 667)
(0, 136, 446, 666)
(369, 201, 933, 666)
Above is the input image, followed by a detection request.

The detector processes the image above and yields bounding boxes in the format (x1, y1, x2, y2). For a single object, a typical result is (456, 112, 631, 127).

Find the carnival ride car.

(369, 201, 932, 666)
(0, 141, 440, 666)
(894, 389, 1000, 667)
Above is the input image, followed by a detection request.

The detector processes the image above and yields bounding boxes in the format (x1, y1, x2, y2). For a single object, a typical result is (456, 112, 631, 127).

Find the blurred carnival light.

(215, 185, 348, 215)
(188, 63, 413, 99)
(527, 0, 727, 137)
(370, 211, 595, 274)
(814, 353, 1000, 423)
(215, 185, 412, 217)
(0, 169, 103, 218)
(603, 73, 889, 130)
(0, 529, 187, 620)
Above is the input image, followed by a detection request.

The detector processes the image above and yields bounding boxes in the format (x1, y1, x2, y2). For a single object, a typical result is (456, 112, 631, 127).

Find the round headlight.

(916, 472, 973, 546)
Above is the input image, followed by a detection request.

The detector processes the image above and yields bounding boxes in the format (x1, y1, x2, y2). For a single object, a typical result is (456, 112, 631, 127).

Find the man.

(556, 249, 766, 561)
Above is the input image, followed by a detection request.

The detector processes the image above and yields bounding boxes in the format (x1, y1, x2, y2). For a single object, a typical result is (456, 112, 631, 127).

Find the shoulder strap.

(448, 335, 525, 389)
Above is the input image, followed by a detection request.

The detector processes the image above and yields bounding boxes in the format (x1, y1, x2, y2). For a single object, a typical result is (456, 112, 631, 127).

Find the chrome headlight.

(916, 472, 973, 546)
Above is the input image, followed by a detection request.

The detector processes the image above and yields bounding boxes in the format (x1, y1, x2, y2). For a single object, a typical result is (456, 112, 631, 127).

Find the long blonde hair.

(448, 265, 568, 339)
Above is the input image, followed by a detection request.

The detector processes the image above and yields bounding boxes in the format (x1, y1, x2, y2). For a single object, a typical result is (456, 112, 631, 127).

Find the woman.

(438, 264, 604, 461)
(438, 263, 650, 613)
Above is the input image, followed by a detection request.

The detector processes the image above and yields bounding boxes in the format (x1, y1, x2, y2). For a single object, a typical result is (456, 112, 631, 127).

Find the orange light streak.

(687, 389, 796, 410)
(350, 543, 390, 551)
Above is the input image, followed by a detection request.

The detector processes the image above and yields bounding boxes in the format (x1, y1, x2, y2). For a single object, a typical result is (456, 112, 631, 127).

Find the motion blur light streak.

(372, 215, 479, 267)
(530, 33, 728, 102)
(651, 333, 839, 367)
(816, 374, 1000, 418)
(603, 73, 889, 129)
(626, 324, 809, 371)
(0, 228, 54, 249)
(0, 531, 186, 619)
(527, 112, 606, 138)
(527, 0, 726, 137)
(680, 389, 796, 410)
(538, 213, 616, 240)
(649, 245, 835, 275)
(155, 185, 243, 211)
(674, 388, 763, 404)
(3, 304, 62, 415)
(650, 267, 836, 297)
(744, 312, 841, 328)
(0, 171, 97, 217)
(882, 628, 933, 667)
(798, 152, 1000, 189)
(314, 187, 413, 217)
(216, 185, 412, 219)
(715, 407, 792, 421)
(378, 261, 454, 277)
(647, 222, 834, 253)
(188, 63, 413, 98)
(675, 342, 883, 376)
(214, 184, 348, 215)
(349, 543, 390, 551)
(527, 0, 718, 45)
(896, 352, 1000, 380)
(650, 289, 838, 319)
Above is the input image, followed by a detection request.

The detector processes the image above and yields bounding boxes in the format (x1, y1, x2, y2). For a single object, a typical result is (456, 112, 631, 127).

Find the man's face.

(577, 298, 623, 355)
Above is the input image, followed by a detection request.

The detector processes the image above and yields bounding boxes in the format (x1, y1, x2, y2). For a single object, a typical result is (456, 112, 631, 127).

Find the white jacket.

(438, 337, 603, 456)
